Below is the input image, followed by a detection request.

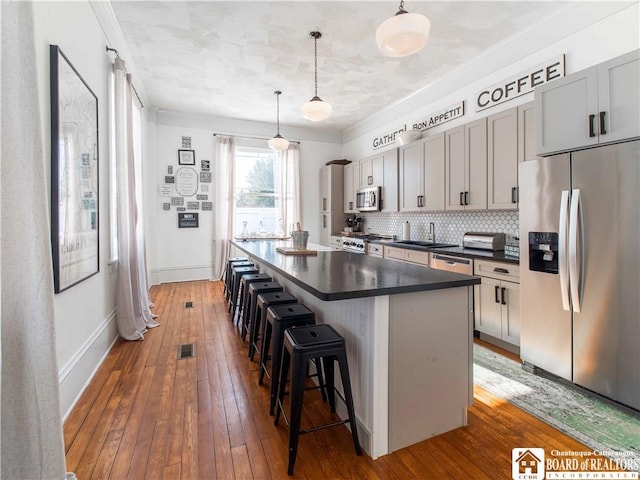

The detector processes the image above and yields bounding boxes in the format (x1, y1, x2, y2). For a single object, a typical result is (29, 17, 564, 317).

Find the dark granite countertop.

(231, 240, 480, 301)
(369, 239, 520, 265)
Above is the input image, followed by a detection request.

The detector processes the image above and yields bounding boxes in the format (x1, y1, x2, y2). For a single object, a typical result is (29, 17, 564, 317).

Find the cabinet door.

(359, 157, 372, 187)
(517, 102, 536, 163)
(384, 246, 407, 262)
(535, 67, 599, 155)
(422, 132, 445, 211)
(445, 126, 466, 211)
(474, 278, 503, 338)
(501, 281, 521, 346)
(344, 163, 356, 213)
(399, 142, 424, 212)
(372, 155, 385, 187)
(380, 151, 399, 212)
(597, 49, 640, 144)
(320, 214, 331, 245)
(465, 118, 487, 210)
(320, 166, 329, 212)
(488, 108, 518, 210)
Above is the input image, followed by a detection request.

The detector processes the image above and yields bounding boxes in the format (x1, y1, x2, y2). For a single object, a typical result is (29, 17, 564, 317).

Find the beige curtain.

(113, 58, 157, 340)
(213, 135, 235, 279)
(1, 2, 67, 478)
(277, 143, 301, 232)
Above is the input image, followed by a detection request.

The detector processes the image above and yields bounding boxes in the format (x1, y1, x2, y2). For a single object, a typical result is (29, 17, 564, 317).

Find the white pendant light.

(376, 0, 431, 58)
(302, 31, 332, 122)
(268, 90, 290, 151)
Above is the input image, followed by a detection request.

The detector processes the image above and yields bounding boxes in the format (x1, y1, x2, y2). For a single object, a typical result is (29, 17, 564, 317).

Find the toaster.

(463, 232, 506, 251)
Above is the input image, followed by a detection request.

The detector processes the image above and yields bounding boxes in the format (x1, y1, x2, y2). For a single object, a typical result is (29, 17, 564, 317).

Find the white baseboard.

(156, 264, 214, 284)
(59, 310, 119, 421)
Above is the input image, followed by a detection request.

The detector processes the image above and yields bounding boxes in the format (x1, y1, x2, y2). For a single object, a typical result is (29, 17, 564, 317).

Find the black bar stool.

(223, 257, 248, 298)
(253, 291, 297, 363)
(228, 265, 258, 316)
(274, 324, 362, 475)
(236, 274, 272, 325)
(261, 303, 316, 415)
(226, 261, 253, 304)
(243, 281, 283, 343)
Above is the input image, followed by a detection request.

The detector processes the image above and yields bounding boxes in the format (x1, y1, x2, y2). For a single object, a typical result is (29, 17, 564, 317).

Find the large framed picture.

(50, 45, 99, 293)
(178, 149, 195, 165)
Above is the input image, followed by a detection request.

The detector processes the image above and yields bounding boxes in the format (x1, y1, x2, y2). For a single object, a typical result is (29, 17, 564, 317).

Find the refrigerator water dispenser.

(528, 232, 558, 274)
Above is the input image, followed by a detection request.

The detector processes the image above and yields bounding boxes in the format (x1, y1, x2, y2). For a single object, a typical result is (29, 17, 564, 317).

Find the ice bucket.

(290, 230, 310, 250)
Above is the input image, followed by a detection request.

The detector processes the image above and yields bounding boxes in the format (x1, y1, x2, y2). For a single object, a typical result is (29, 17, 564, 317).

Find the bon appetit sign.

(475, 55, 565, 111)
(372, 101, 465, 150)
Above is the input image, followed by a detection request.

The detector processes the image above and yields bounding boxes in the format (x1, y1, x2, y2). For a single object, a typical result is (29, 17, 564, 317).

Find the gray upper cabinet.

(357, 151, 398, 212)
(517, 102, 536, 163)
(535, 49, 639, 155)
(343, 162, 358, 213)
(445, 118, 487, 210)
(487, 107, 518, 210)
(399, 134, 444, 212)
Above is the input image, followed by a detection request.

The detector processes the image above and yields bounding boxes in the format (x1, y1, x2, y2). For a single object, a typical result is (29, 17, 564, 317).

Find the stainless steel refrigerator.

(519, 140, 640, 411)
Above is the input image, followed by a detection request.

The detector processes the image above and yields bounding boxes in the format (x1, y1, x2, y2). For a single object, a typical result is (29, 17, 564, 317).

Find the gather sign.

(475, 55, 565, 111)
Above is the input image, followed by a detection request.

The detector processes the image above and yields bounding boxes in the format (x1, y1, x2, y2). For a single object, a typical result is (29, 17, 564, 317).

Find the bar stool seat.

(223, 257, 248, 299)
(243, 281, 283, 343)
(261, 303, 316, 415)
(236, 274, 272, 325)
(254, 292, 297, 365)
(225, 261, 253, 304)
(229, 265, 258, 317)
(275, 324, 362, 475)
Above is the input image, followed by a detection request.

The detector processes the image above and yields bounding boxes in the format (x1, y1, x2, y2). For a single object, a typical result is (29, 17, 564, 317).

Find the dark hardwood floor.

(64, 280, 597, 479)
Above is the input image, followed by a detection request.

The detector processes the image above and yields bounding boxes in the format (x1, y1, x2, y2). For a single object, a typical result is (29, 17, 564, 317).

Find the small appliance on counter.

(276, 222, 316, 255)
(344, 214, 363, 233)
(462, 232, 506, 251)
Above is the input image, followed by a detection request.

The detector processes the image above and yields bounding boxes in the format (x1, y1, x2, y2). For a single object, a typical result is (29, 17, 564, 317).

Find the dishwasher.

(430, 253, 473, 275)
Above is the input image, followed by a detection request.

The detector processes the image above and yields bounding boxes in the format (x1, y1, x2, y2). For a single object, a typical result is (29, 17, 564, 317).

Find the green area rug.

(473, 343, 640, 472)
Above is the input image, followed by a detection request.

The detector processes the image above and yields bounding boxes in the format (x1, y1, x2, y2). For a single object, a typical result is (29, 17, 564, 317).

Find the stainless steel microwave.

(356, 186, 381, 212)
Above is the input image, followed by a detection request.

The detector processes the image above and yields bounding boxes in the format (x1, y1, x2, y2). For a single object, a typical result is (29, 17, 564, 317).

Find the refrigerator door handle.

(559, 190, 571, 311)
(569, 188, 583, 313)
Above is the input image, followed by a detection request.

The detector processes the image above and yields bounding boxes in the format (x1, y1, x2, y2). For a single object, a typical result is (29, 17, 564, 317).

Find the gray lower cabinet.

(535, 49, 639, 155)
(474, 259, 520, 347)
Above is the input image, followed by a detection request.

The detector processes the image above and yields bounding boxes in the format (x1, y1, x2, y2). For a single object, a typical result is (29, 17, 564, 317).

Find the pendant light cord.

(275, 90, 282, 134)
(314, 35, 318, 97)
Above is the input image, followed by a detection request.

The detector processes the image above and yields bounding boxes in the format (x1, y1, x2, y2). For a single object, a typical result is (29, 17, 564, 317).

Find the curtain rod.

(213, 132, 300, 145)
(106, 46, 144, 109)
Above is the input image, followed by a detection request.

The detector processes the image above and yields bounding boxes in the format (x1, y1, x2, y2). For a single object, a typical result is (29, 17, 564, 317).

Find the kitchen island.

(231, 239, 481, 458)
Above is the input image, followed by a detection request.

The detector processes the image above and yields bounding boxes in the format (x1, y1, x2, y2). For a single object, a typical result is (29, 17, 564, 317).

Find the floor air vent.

(178, 343, 195, 359)
(184, 301, 194, 308)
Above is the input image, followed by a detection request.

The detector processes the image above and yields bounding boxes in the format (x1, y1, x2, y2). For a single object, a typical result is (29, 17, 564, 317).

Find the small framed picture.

(178, 149, 195, 165)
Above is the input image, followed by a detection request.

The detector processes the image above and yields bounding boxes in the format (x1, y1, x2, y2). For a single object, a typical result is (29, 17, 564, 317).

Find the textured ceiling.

(111, 1, 573, 132)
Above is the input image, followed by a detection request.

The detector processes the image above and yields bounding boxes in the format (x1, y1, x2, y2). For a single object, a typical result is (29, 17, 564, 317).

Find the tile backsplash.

(360, 210, 519, 245)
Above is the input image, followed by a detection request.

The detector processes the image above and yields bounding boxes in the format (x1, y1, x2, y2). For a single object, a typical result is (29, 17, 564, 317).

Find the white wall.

(144, 110, 343, 283)
(32, 1, 118, 418)
(343, 2, 640, 160)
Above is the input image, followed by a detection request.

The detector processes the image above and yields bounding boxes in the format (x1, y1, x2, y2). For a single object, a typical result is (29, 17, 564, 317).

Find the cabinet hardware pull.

(511, 187, 516, 203)
(588, 114, 596, 138)
(368, 175, 373, 185)
(516, 186, 519, 203)
(459, 192, 464, 206)
(349, 201, 353, 210)
(464, 191, 469, 205)
(599, 111, 607, 135)
(494, 285, 500, 303)
(501, 287, 507, 305)
(494, 268, 509, 274)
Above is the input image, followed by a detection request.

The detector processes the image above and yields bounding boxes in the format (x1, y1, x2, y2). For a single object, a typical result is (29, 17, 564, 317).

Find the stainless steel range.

(341, 236, 366, 253)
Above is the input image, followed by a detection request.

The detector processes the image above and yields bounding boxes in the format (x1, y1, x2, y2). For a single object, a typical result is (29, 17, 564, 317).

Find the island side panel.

(242, 259, 381, 456)
(388, 286, 473, 452)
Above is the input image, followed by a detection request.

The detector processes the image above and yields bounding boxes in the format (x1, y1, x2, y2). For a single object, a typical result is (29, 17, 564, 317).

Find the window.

(233, 147, 283, 237)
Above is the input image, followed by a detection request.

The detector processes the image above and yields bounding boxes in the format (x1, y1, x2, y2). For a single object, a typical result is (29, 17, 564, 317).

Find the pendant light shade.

(376, 1, 431, 57)
(268, 90, 289, 151)
(302, 31, 332, 122)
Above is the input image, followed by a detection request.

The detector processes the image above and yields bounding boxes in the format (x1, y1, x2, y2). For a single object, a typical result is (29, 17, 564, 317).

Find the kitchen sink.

(393, 240, 457, 248)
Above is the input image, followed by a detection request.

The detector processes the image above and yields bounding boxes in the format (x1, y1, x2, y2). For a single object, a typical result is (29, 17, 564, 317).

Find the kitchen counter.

(368, 239, 520, 265)
(232, 239, 480, 301)
(230, 239, 476, 458)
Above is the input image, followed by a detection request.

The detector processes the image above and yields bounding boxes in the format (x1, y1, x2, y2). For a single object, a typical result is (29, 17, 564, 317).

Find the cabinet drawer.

(330, 236, 343, 247)
(367, 243, 384, 257)
(384, 246, 406, 261)
(405, 250, 430, 266)
(474, 259, 520, 282)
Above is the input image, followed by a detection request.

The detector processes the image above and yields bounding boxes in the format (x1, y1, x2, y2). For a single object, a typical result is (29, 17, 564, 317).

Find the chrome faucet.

(427, 222, 436, 243)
